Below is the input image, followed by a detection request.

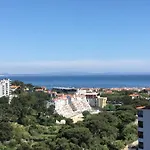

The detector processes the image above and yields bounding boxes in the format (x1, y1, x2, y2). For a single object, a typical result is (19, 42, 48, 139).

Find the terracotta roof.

(129, 94, 139, 97)
(137, 106, 150, 110)
(85, 92, 97, 95)
(136, 106, 145, 109)
(10, 85, 20, 89)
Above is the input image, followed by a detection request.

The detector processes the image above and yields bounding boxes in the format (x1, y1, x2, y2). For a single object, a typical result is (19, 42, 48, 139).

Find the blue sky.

(0, 0, 150, 74)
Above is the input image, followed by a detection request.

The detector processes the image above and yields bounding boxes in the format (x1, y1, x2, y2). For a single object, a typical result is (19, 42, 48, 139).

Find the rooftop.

(129, 93, 139, 97)
(137, 106, 150, 110)
(53, 87, 76, 90)
(85, 92, 98, 95)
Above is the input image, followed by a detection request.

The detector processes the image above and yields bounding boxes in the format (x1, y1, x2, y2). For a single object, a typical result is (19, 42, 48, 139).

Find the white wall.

(0, 79, 11, 98)
(0, 84, 3, 97)
(55, 99, 68, 110)
(76, 89, 86, 95)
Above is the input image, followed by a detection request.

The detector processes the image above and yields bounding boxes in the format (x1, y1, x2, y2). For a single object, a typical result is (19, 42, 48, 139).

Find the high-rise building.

(0, 79, 11, 98)
(137, 106, 150, 150)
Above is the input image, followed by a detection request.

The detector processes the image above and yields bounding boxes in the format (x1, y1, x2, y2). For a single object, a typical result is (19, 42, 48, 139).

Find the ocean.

(1, 75, 150, 89)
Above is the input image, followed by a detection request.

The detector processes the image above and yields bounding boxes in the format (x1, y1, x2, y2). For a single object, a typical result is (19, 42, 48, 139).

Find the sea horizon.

(1, 72, 150, 76)
(1, 74, 150, 89)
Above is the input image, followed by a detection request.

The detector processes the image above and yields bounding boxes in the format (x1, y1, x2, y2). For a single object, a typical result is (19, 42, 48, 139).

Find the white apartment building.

(0, 79, 11, 98)
(137, 106, 150, 150)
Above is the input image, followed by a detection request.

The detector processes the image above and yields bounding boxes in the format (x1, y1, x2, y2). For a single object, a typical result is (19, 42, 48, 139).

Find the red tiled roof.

(129, 94, 139, 97)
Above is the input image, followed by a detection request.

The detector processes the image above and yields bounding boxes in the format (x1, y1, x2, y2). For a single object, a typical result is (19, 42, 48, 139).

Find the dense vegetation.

(0, 81, 149, 150)
(102, 90, 150, 111)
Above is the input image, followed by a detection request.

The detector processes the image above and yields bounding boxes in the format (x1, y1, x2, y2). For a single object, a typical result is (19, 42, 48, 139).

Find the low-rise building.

(129, 93, 140, 99)
(97, 96, 107, 108)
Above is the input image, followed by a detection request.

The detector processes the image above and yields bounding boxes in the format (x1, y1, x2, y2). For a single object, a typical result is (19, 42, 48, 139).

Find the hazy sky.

(0, 0, 150, 74)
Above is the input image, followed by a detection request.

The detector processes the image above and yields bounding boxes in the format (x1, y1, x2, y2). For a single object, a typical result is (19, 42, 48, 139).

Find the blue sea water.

(1, 75, 150, 89)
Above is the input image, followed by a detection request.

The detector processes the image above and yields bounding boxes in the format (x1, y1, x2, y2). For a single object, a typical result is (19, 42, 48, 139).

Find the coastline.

(0, 74, 150, 89)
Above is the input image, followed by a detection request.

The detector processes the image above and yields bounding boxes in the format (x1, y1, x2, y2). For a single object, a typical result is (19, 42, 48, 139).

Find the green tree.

(16, 142, 32, 150)
(121, 124, 137, 144)
(109, 140, 125, 150)
(116, 105, 136, 114)
(59, 127, 92, 147)
(0, 97, 9, 104)
(82, 111, 90, 118)
(32, 142, 49, 150)
(55, 138, 72, 150)
(66, 118, 73, 125)
(0, 122, 12, 142)
(104, 104, 116, 111)
(114, 110, 136, 125)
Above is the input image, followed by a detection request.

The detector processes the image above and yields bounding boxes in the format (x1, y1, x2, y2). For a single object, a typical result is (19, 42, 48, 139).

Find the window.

(138, 110, 143, 117)
(138, 131, 143, 139)
(139, 142, 144, 149)
(2, 89, 5, 95)
(138, 121, 143, 128)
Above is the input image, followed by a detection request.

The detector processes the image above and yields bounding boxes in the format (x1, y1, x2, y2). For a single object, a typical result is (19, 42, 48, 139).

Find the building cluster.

(0, 79, 107, 119)
(103, 87, 150, 93)
(47, 88, 107, 118)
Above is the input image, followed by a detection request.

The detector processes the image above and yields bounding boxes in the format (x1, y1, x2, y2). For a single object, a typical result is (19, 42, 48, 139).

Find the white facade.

(0, 79, 11, 98)
(55, 99, 68, 110)
(76, 89, 86, 95)
(137, 107, 150, 150)
(53, 94, 91, 118)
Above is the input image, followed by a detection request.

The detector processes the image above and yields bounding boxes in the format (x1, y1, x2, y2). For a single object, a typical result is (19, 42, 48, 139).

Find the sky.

(0, 0, 150, 74)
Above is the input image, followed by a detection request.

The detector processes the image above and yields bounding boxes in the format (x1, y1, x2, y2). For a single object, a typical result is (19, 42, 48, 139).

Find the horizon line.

(1, 72, 150, 76)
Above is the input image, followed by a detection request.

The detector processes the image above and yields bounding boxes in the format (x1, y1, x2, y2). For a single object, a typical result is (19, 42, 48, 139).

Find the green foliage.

(0, 122, 12, 142)
(102, 93, 133, 105)
(11, 80, 24, 87)
(121, 124, 137, 144)
(54, 138, 81, 150)
(82, 110, 90, 118)
(109, 140, 125, 150)
(104, 104, 116, 111)
(16, 141, 32, 150)
(114, 110, 136, 125)
(116, 105, 137, 114)
(0, 97, 9, 104)
(131, 98, 150, 107)
(32, 142, 49, 150)
(0, 81, 138, 149)
(59, 127, 92, 147)
(11, 123, 31, 141)
(0, 143, 10, 150)
(65, 118, 73, 125)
